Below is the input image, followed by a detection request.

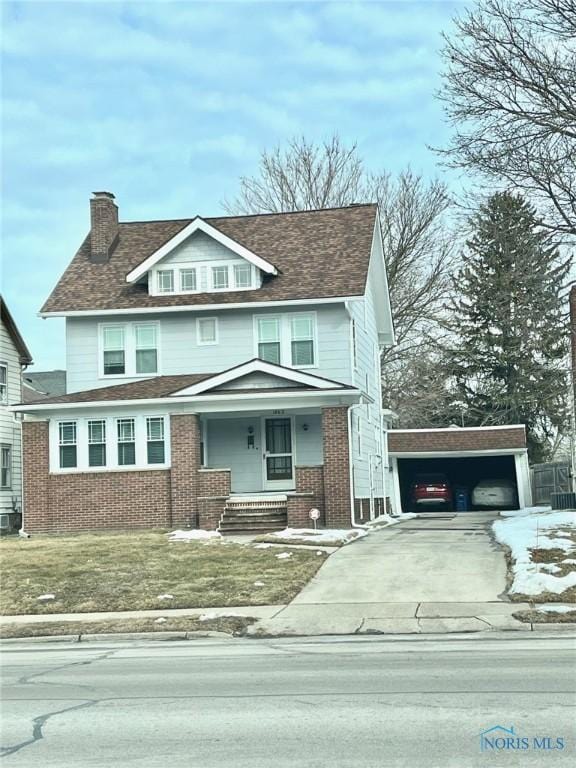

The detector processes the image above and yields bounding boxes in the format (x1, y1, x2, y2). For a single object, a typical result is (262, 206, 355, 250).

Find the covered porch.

(192, 405, 351, 533)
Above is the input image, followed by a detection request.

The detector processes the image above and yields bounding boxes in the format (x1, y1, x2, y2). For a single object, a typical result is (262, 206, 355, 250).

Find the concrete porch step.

(223, 509, 287, 519)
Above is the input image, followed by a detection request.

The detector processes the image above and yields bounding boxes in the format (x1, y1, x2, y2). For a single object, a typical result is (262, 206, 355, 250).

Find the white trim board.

(13, 388, 363, 413)
(126, 217, 278, 283)
(171, 359, 340, 396)
(389, 448, 528, 458)
(38, 296, 360, 319)
(389, 425, 526, 433)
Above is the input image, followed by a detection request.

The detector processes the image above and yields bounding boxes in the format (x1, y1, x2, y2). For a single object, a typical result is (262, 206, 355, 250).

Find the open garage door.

(396, 455, 519, 513)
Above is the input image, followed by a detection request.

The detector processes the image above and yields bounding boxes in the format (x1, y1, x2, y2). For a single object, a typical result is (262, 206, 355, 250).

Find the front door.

(263, 417, 295, 490)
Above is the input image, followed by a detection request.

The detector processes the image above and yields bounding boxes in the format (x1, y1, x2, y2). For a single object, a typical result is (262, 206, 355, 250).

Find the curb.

(2, 624, 575, 644)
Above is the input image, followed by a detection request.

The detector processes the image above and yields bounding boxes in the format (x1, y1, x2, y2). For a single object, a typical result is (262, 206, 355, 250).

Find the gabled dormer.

(125, 217, 278, 298)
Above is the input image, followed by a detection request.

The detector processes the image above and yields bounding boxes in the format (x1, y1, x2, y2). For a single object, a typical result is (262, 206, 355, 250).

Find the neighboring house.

(22, 370, 66, 404)
(14, 192, 394, 534)
(0, 297, 33, 530)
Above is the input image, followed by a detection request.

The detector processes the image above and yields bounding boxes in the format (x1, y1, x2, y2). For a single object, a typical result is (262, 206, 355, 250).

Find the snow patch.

(493, 511, 576, 596)
(535, 604, 575, 614)
(198, 611, 244, 622)
(168, 529, 222, 542)
(37, 594, 55, 601)
(154, 617, 167, 624)
(263, 527, 369, 546)
(253, 581, 265, 587)
(158, 594, 174, 600)
(276, 552, 293, 560)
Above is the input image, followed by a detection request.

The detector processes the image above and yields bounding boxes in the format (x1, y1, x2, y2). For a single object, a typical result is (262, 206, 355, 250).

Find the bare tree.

(224, 137, 456, 414)
(223, 136, 364, 214)
(438, 0, 576, 235)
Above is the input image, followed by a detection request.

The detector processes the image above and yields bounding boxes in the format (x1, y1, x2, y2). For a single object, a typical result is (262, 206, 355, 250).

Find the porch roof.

(13, 359, 358, 412)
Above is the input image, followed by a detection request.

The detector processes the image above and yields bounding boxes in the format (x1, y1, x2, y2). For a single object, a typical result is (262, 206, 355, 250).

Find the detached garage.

(387, 425, 532, 514)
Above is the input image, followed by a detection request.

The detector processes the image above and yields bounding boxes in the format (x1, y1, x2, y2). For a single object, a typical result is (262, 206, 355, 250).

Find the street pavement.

(1, 633, 575, 767)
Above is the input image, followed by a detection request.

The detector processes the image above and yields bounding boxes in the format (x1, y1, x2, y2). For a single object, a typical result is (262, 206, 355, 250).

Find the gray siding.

(205, 413, 323, 493)
(66, 304, 352, 393)
(349, 272, 386, 500)
(161, 230, 247, 267)
(0, 322, 23, 514)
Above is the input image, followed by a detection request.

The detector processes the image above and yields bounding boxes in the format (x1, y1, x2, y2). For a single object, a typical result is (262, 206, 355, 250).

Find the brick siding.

(22, 408, 356, 534)
(170, 413, 201, 528)
(322, 406, 351, 527)
(23, 421, 171, 534)
(287, 465, 325, 527)
(388, 426, 526, 454)
(198, 469, 230, 529)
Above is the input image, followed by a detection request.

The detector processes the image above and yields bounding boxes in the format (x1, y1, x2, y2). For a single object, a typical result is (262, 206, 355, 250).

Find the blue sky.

(1, 0, 464, 370)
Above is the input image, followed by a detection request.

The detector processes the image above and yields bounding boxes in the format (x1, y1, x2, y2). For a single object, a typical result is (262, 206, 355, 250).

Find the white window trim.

(156, 269, 175, 294)
(0, 443, 12, 488)
(196, 317, 219, 346)
(253, 312, 318, 370)
(149, 260, 258, 297)
(0, 362, 7, 405)
(98, 321, 161, 379)
(126, 216, 278, 283)
(49, 414, 171, 474)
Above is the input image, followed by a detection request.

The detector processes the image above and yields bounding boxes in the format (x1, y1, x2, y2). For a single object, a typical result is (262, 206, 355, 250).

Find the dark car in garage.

(410, 473, 452, 511)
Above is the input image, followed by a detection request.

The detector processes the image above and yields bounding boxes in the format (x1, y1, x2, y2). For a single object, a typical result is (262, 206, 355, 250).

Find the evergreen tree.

(448, 192, 571, 461)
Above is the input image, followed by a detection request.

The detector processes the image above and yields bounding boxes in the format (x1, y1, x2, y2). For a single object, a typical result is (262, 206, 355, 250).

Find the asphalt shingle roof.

(41, 204, 377, 313)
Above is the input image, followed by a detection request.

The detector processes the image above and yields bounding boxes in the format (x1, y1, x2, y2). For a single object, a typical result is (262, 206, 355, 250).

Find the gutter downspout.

(348, 402, 364, 528)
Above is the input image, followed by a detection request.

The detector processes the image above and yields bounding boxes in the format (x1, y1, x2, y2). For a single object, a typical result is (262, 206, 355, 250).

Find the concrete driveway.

(292, 511, 508, 605)
(250, 511, 530, 635)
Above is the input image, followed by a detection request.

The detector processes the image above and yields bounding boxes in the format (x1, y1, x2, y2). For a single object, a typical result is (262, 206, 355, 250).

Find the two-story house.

(1, 297, 33, 531)
(15, 192, 394, 534)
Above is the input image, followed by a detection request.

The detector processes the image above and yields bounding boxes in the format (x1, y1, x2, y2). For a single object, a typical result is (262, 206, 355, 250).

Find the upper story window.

(100, 322, 159, 378)
(255, 313, 317, 369)
(149, 260, 258, 296)
(0, 363, 7, 404)
(197, 317, 218, 346)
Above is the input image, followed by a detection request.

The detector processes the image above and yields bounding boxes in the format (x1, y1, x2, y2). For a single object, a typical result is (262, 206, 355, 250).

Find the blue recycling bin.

(454, 487, 469, 512)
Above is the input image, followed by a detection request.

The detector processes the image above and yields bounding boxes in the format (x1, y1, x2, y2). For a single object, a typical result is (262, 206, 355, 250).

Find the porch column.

(170, 413, 201, 528)
(322, 406, 351, 528)
(22, 420, 50, 533)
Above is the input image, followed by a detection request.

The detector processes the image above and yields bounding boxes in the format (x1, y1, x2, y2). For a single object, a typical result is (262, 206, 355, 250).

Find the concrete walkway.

(249, 512, 532, 636)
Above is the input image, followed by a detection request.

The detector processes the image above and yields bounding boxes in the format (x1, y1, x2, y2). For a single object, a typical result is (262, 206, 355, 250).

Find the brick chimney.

(90, 191, 118, 263)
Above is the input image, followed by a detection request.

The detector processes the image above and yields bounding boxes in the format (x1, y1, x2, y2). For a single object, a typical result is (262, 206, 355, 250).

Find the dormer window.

(180, 269, 196, 292)
(211, 266, 229, 290)
(234, 263, 252, 288)
(148, 260, 260, 296)
(157, 270, 174, 294)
